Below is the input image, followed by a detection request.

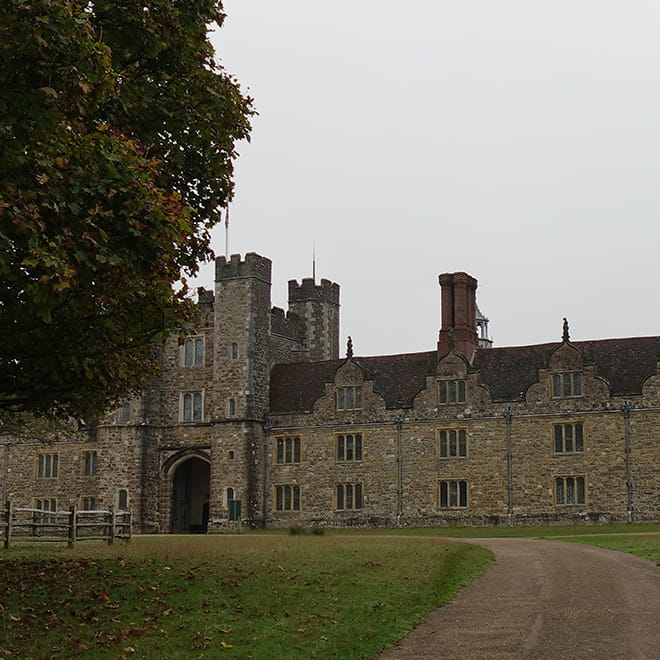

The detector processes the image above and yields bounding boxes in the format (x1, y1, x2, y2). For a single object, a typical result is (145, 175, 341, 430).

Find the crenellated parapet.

(215, 252, 272, 283)
(288, 278, 340, 306)
(197, 288, 215, 307)
(271, 306, 304, 342)
(288, 278, 340, 361)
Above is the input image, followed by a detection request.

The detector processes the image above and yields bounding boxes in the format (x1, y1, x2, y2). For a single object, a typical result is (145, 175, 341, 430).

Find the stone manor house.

(3, 253, 659, 531)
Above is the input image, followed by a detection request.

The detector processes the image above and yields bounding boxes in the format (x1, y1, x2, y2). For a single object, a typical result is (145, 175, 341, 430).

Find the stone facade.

(2, 253, 658, 530)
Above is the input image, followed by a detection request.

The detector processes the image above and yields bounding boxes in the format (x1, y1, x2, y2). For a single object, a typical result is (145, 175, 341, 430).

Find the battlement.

(215, 252, 272, 283)
(288, 278, 340, 306)
(197, 287, 215, 306)
(271, 306, 304, 342)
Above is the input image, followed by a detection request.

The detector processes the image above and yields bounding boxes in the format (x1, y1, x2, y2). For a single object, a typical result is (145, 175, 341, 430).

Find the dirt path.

(378, 538, 660, 659)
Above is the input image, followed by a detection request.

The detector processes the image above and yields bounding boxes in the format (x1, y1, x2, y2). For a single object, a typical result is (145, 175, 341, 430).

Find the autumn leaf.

(39, 86, 58, 97)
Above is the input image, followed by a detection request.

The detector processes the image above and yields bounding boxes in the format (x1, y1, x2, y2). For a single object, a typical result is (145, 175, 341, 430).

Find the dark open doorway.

(171, 457, 210, 533)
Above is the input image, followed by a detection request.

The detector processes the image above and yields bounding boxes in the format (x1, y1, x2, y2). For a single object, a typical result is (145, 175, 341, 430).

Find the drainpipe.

(621, 401, 634, 523)
(262, 421, 271, 528)
(503, 407, 514, 527)
(2, 438, 9, 505)
(395, 415, 404, 527)
(138, 420, 151, 532)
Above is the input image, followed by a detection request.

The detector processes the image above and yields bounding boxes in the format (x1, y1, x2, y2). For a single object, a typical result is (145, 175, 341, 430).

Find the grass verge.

(0, 535, 491, 659)
(324, 521, 660, 538)
(557, 532, 660, 564)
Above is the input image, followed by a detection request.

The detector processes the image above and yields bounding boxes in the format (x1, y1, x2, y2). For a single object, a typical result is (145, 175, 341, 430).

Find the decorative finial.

(447, 327, 455, 351)
(346, 336, 353, 359)
(562, 317, 570, 342)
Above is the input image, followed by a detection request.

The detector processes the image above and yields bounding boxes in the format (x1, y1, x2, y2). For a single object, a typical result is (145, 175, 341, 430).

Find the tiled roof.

(269, 337, 659, 413)
(575, 336, 659, 396)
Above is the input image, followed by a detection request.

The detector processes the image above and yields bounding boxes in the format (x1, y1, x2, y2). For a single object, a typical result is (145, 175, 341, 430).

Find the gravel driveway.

(378, 538, 660, 659)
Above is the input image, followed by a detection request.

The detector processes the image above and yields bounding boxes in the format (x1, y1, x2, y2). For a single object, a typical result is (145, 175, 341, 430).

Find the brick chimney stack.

(437, 272, 479, 362)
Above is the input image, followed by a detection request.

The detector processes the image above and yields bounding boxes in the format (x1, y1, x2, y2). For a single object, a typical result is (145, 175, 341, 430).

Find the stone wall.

(4, 254, 657, 532)
(265, 344, 659, 527)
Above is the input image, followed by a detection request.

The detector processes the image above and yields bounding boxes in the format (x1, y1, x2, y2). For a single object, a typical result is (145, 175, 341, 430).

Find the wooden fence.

(1, 501, 131, 549)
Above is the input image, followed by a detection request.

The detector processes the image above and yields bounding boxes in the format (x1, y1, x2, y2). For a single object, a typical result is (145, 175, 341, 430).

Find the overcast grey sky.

(198, 1, 660, 357)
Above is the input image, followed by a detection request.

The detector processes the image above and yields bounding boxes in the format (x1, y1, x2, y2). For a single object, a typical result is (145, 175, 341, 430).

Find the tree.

(0, 0, 253, 419)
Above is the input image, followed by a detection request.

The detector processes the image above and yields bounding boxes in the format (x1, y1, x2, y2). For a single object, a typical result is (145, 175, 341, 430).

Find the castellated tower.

(210, 253, 272, 529)
(214, 253, 272, 420)
(209, 253, 340, 529)
(288, 278, 340, 361)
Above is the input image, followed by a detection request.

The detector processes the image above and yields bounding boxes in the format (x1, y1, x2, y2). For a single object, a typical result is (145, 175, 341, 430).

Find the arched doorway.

(171, 457, 210, 533)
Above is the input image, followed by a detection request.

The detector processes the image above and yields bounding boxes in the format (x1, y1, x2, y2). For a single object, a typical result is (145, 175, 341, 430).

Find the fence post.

(4, 500, 12, 549)
(108, 506, 115, 545)
(68, 505, 77, 548)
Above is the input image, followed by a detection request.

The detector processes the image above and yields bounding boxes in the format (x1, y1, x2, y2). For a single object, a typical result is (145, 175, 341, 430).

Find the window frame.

(118, 489, 129, 511)
(438, 480, 469, 508)
(274, 484, 301, 511)
(438, 379, 467, 405)
(336, 433, 363, 462)
(275, 436, 302, 464)
(182, 336, 205, 367)
(553, 422, 584, 454)
(551, 372, 583, 399)
(335, 483, 363, 511)
(554, 475, 586, 505)
(81, 497, 96, 511)
(438, 429, 468, 458)
(336, 386, 363, 411)
(36, 453, 59, 479)
(226, 487, 235, 506)
(182, 391, 204, 422)
(82, 450, 98, 477)
(35, 498, 57, 523)
(119, 401, 131, 423)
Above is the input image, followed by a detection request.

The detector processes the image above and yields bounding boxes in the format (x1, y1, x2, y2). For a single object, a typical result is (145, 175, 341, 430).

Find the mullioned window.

(37, 454, 58, 479)
(336, 386, 362, 411)
(439, 429, 467, 458)
(555, 476, 586, 504)
(182, 392, 203, 422)
(554, 423, 584, 453)
(336, 434, 362, 461)
(336, 483, 363, 510)
(275, 436, 301, 464)
(183, 337, 204, 367)
(275, 485, 300, 511)
(438, 380, 466, 404)
(439, 480, 468, 508)
(552, 372, 582, 398)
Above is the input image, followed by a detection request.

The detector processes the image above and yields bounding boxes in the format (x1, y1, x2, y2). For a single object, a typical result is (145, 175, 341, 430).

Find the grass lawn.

(0, 535, 491, 659)
(557, 532, 660, 564)
(2, 523, 658, 659)
(328, 521, 660, 538)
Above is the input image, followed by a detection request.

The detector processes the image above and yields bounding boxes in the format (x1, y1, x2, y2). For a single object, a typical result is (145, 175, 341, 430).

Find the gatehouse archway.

(171, 456, 210, 533)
